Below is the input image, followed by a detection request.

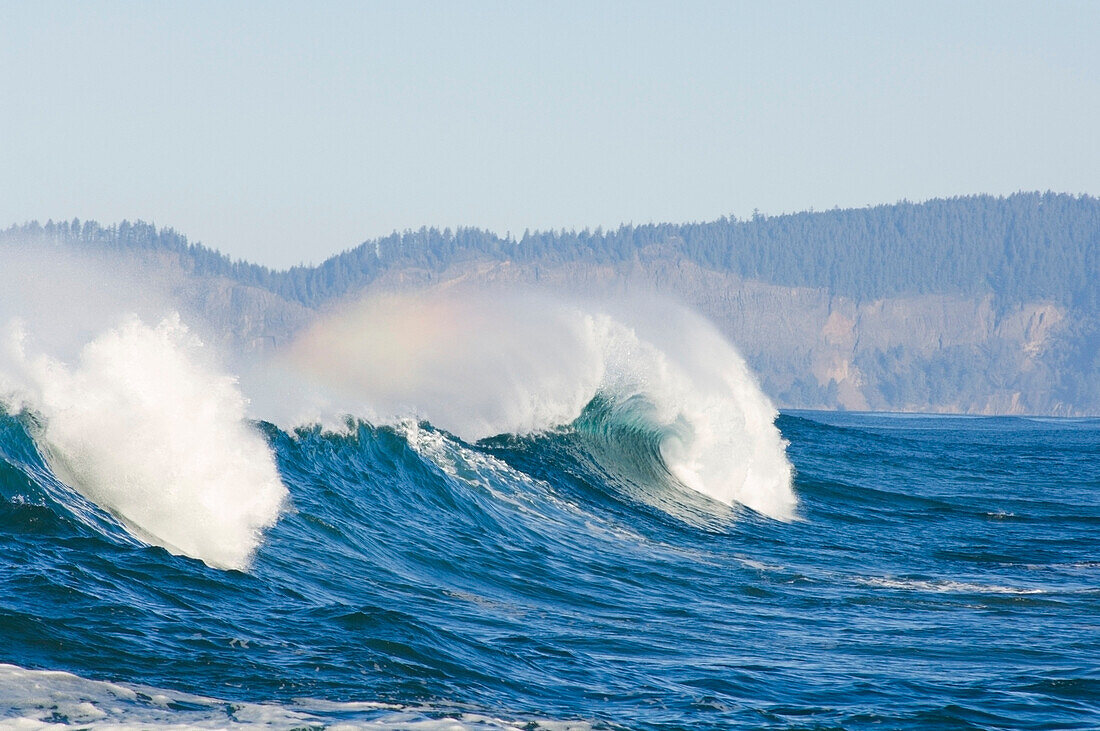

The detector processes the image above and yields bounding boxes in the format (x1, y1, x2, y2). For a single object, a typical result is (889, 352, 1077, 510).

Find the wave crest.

(1, 315, 287, 570)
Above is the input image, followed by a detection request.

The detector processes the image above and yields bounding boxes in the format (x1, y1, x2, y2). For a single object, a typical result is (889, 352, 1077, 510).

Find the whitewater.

(0, 251, 1097, 729)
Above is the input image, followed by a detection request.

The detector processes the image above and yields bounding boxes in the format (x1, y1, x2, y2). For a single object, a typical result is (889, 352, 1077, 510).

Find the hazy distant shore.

(3, 191, 1097, 416)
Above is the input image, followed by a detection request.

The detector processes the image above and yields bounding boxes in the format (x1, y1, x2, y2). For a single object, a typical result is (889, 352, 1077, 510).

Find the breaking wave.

(271, 291, 796, 519)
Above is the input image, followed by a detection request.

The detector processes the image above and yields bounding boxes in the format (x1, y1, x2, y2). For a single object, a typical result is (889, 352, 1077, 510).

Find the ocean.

(0, 294, 1097, 730)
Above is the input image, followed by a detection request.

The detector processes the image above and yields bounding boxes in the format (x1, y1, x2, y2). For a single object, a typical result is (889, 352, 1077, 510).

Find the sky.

(1, 1, 1098, 269)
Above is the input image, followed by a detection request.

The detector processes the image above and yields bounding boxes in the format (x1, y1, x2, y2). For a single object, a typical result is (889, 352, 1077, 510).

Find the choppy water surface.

(1, 406, 1097, 730)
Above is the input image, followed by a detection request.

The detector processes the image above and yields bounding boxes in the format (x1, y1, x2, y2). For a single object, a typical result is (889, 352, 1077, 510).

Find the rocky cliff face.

(354, 251, 1089, 415)
(155, 246, 1090, 416)
(174, 276, 314, 353)
(103, 249, 316, 356)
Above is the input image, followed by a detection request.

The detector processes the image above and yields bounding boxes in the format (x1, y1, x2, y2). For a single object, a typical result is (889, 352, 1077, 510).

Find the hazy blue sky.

(2, 1, 1097, 267)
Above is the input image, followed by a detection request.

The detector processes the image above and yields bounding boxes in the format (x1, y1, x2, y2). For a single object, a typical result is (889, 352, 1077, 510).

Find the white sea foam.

(0, 315, 287, 571)
(270, 291, 796, 520)
(857, 576, 1048, 595)
(0, 244, 288, 570)
(398, 420, 602, 535)
(0, 663, 590, 730)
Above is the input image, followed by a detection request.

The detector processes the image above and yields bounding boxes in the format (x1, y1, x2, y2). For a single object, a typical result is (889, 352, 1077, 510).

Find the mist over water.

(275, 291, 606, 439)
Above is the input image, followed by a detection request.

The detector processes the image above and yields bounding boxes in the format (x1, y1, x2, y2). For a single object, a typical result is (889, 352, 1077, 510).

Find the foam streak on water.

(0, 663, 587, 730)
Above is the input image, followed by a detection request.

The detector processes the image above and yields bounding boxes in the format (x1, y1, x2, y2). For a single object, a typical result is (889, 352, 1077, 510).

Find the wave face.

(2, 399, 1098, 729)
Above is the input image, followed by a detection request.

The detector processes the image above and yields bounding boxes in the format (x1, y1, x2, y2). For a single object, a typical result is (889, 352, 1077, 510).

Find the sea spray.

(600, 302, 797, 519)
(273, 292, 605, 438)
(0, 314, 286, 570)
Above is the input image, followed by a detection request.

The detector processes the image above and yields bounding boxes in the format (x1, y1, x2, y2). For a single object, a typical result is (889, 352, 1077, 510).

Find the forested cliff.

(4, 192, 1097, 414)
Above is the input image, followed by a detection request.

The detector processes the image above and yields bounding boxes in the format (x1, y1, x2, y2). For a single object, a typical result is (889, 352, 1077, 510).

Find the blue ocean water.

(1, 405, 1097, 729)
